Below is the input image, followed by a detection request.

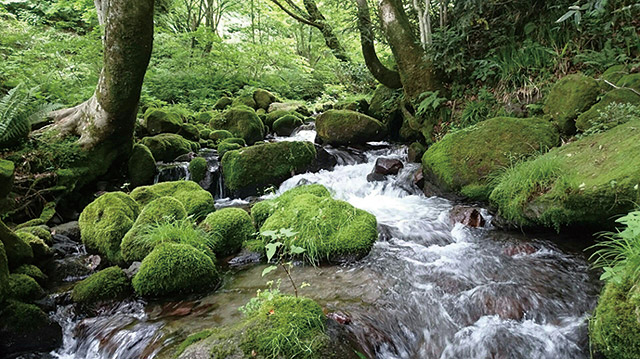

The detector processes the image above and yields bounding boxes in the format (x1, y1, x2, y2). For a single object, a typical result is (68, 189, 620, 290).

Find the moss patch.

(130, 181, 215, 220)
(316, 110, 386, 145)
(19, 232, 52, 261)
(72, 266, 131, 304)
(0, 300, 53, 333)
(200, 208, 254, 257)
(144, 108, 184, 135)
(576, 89, 640, 132)
(128, 143, 157, 187)
(8, 273, 44, 302)
(12, 264, 47, 285)
(210, 107, 264, 145)
(0, 219, 33, 269)
(16, 226, 52, 245)
(140, 134, 199, 162)
(251, 184, 331, 229)
(543, 74, 600, 135)
(0, 159, 15, 198)
(189, 157, 208, 183)
(273, 114, 304, 136)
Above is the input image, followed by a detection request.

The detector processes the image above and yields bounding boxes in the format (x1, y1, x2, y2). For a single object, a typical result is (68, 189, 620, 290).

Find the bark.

(50, 0, 154, 150)
(378, 0, 441, 101)
(355, 0, 402, 89)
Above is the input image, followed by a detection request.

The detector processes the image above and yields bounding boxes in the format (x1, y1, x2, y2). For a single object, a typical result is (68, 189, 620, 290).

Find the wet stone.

(449, 205, 486, 228)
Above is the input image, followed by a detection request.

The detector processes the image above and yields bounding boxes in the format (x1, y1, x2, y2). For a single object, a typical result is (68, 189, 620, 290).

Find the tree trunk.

(378, 0, 440, 101)
(50, 0, 154, 151)
(355, 0, 402, 89)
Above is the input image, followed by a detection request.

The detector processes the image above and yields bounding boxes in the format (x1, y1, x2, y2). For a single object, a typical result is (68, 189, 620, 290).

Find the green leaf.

(290, 245, 306, 255)
(280, 228, 298, 238)
(262, 265, 278, 277)
(261, 230, 278, 238)
(265, 242, 281, 262)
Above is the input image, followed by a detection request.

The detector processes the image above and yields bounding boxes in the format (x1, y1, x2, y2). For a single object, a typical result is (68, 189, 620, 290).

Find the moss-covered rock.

(422, 117, 560, 199)
(264, 109, 304, 129)
(253, 89, 277, 110)
(130, 180, 215, 219)
(214, 97, 233, 110)
(189, 157, 208, 183)
(261, 186, 377, 263)
(144, 108, 183, 135)
(78, 192, 140, 265)
(273, 114, 304, 136)
(200, 208, 254, 257)
(12, 264, 46, 286)
(128, 143, 158, 187)
(218, 141, 243, 157)
(408, 142, 426, 163)
(0, 241, 8, 303)
(140, 133, 199, 162)
(233, 94, 258, 109)
(19, 232, 51, 261)
(222, 141, 316, 194)
(268, 102, 310, 116)
(0, 300, 62, 354)
(617, 73, 640, 92)
(316, 110, 386, 145)
(209, 129, 234, 144)
(16, 226, 52, 245)
(0, 219, 33, 269)
(0, 159, 15, 198)
(8, 273, 44, 302)
(251, 184, 331, 229)
(600, 64, 629, 86)
(72, 266, 131, 304)
(210, 107, 264, 145)
(543, 74, 600, 135)
(121, 196, 187, 262)
(575, 89, 640, 132)
(132, 242, 220, 297)
(489, 119, 640, 229)
(590, 275, 640, 359)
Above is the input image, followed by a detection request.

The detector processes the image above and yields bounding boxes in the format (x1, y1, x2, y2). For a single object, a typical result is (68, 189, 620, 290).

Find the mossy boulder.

(214, 97, 233, 110)
(264, 109, 304, 129)
(132, 242, 220, 297)
(12, 264, 46, 285)
(19, 232, 52, 261)
(268, 102, 310, 116)
(130, 181, 215, 219)
(0, 159, 15, 198)
(144, 108, 183, 135)
(273, 114, 304, 136)
(575, 89, 640, 132)
(16, 226, 52, 245)
(210, 107, 264, 145)
(140, 134, 199, 162)
(0, 300, 62, 355)
(600, 64, 629, 86)
(316, 110, 386, 145)
(617, 73, 640, 92)
(120, 196, 188, 262)
(189, 157, 208, 183)
(251, 184, 331, 228)
(200, 208, 254, 257)
(0, 241, 8, 302)
(590, 275, 640, 359)
(543, 74, 600, 135)
(0, 219, 33, 269)
(489, 119, 640, 229)
(408, 142, 426, 163)
(179, 123, 200, 142)
(8, 273, 44, 302)
(221, 141, 316, 194)
(72, 266, 131, 304)
(78, 192, 140, 265)
(128, 143, 158, 187)
(261, 186, 378, 263)
(218, 141, 243, 157)
(422, 117, 560, 199)
(253, 89, 277, 110)
(233, 94, 258, 109)
(209, 129, 234, 144)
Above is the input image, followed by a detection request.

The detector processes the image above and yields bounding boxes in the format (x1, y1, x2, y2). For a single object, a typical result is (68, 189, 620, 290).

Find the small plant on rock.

(261, 228, 309, 297)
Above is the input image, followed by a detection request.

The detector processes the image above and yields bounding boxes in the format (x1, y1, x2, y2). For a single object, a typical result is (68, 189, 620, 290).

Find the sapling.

(261, 228, 309, 297)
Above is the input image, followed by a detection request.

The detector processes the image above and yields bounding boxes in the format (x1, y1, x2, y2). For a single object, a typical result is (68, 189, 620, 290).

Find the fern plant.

(0, 84, 60, 149)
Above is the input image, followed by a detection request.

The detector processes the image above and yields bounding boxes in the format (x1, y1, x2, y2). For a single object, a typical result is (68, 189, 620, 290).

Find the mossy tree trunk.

(50, 0, 154, 153)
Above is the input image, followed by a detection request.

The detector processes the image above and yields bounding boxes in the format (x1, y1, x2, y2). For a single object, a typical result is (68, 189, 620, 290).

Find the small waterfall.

(152, 149, 226, 199)
(154, 162, 190, 183)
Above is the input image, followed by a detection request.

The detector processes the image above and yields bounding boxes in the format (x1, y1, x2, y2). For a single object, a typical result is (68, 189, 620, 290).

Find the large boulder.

(144, 108, 183, 135)
(0, 219, 33, 269)
(575, 89, 640, 132)
(251, 184, 331, 228)
(543, 74, 600, 135)
(200, 208, 254, 257)
(0, 159, 14, 198)
(210, 107, 264, 145)
(617, 73, 640, 92)
(489, 119, 640, 229)
(128, 143, 158, 187)
(264, 109, 304, 130)
(273, 114, 303, 136)
(214, 97, 233, 110)
(221, 141, 316, 195)
(132, 242, 220, 297)
(78, 192, 140, 265)
(7, 273, 44, 302)
(130, 180, 215, 219)
(0, 300, 62, 356)
(600, 64, 629, 86)
(232, 94, 257, 109)
(316, 110, 386, 146)
(140, 134, 199, 162)
(72, 266, 131, 304)
(268, 102, 311, 116)
(422, 117, 560, 200)
(253, 89, 277, 110)
(260, 185, 378, 263)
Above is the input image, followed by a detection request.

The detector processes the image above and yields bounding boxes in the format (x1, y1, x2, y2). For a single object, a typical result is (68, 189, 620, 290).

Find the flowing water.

(47, 125, 600, 359)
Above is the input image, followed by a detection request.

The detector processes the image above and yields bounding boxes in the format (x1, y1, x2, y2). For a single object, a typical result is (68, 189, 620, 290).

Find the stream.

(44, 125, 600, 359)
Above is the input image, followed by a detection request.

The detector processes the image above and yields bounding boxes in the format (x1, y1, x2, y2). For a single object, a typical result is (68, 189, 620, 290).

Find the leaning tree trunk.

(50, 0, 154, 151)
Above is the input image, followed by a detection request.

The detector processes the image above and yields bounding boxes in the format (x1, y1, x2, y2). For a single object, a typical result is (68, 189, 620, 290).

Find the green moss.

(199, 128, 212, 139)
(600, 64, 628, 86)
(144, 108, 184, 135)
(232, 94, 257, 109)
(273, 114, 304, 136)
(15, 202, 57, 230)
(220, 137, 246, 147)
(590, 275, 640, 359)
(251, 184, 331, 228)
(72, 266, 131, 304)
(0, 300, 51, 333)
(121, 196, 188, 262)
(140, 134, 200, 162)
(174, 329, 215, 358)
(221, 141, 316, 193)
(0, 159, 15, 198)
(253, 89, 277, 110)
(0, 219, 34, 269)
(261, 188, 377, 263)
(179, 123, 200, 141)
(264, 109, 303, 129)
(421, 117, 559, 196)
(128, 143, 158, 187)
(576, 89, 640, 132)
(78, 192, 140, 265)
(132, 242, 220, 298)
(130, 180, 215, 219)
(489, 119, 640, 229)
(214, 97, 233, 110)
(18, 232, 52, 261)
(12, 264, 47, 285)
(617, 73, 640, 92)
(210, 107, 264, 145)
(243, 239, 265, 253)
(189, 157, 208, 183)
(0, 241, 9, 303)
(543, 74, 600, 135)
(316, 110, 386, 145)
(200, 208, 255, 257)
(408, 142, 426, 163)
(16, 226, 52, 245)
(209, 129, 234, 144)
(8, 273, 44, 302)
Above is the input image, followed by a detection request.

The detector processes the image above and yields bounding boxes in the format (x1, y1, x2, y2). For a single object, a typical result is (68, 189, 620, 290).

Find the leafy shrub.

(581, 103, 640, 137)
